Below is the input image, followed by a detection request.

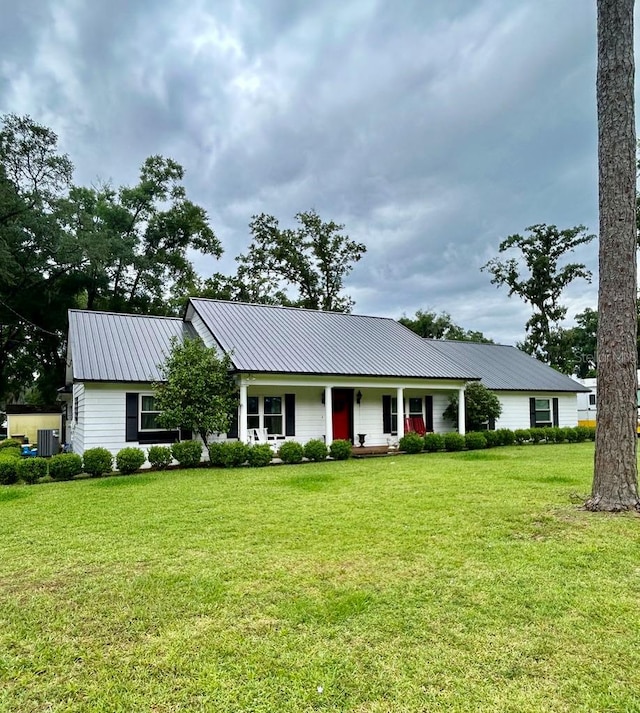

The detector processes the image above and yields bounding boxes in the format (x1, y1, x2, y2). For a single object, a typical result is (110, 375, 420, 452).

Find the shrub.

(564, 427, 578, 443)
(465, 432, 487, 450)
(551, 427, 565, 444)
(399, 432, 425, 454)
(0, 438, 22, 450)
(424, 432, 445, 452)
(0, 458, 19, 485)
(171, 440, 203, 468)
(330, 439, 352, 460)
(575, 426, 589, 443)
(116, 447, 146, 475)
(0, 446, 21, 460)
(514, 429, 531, 445)
(543, 427, 556, 443)
(148, 445, 173, 469)
(16, 458, 48, 484)
(496, 429, 515, 446)
(304, 439, 328, 462)
(529, 428, 545, 444)
(247, 443, 273, 467)
(278, 441, 304, 464)
(483, 430, 500, 448)
(219, 441, 249, 468)
(444, 432, 465, 452)
(585, 426, 596, 441)
(49, 453, 83, 481)
(208, 442, 225, 467)
(82, 447, 113, 477)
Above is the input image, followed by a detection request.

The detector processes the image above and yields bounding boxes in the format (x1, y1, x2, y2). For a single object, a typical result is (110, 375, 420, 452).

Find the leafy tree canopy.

(153, 338, 237, 446)
(399, 309, 493, 343)
(481, 223, 595, 368)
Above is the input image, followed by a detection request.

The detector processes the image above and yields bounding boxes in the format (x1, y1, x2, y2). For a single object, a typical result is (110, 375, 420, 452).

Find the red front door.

(332, 389, 353, 442)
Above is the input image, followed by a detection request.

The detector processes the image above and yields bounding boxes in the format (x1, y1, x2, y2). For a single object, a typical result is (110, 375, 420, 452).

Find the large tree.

(443, 382, 502, 432)
(587, 0, 639, 511)
(234, 210, 366, 312)
(153, 337, 237, 447)
(481, 224, 595, 367)
(399, 309, 493, 343)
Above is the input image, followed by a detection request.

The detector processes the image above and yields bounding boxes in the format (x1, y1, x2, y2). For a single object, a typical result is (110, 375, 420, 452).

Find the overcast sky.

(0, 0, 621, 344)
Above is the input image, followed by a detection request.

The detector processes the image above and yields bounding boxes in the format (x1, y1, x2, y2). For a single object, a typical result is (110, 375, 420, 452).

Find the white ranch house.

(63, 299, 587, 460)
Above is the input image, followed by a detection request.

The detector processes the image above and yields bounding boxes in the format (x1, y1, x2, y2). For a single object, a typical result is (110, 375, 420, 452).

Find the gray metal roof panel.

(427, 340, 589, 392)
(188, 299, 477, 380)
(69, 310, 191, 382)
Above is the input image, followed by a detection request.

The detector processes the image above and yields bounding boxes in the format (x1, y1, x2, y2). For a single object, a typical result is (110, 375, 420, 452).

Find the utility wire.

(0, 297, 61, 337)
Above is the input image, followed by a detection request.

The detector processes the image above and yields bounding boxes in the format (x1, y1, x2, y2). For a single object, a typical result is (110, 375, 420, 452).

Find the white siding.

(71, 383, 86, 455)
(495, 392, 578, 430)
(189, 310, 216, 347)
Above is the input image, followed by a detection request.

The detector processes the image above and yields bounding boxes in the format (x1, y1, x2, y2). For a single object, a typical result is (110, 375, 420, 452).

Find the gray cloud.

(1, 0, 608, 345)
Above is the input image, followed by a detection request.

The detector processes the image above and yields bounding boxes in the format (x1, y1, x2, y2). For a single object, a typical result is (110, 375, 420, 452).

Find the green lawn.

(1, 443, 639, 712)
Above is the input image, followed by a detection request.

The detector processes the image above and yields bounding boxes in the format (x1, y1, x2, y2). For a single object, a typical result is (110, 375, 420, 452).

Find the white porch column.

(324, 386, 333, 446)
(458, 386, 466, 435)
(397, 387, 405, 439)
(239, 383, 248, 443)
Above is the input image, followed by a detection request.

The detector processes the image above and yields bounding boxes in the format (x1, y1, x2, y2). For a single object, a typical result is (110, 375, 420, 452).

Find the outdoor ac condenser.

(37, 429, 59, 458)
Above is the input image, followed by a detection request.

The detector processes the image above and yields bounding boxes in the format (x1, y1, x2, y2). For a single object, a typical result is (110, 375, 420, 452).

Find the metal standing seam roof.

(427, 339, 590, 392)
(188, 298, 478, 380)
(68, 310, 196, 382)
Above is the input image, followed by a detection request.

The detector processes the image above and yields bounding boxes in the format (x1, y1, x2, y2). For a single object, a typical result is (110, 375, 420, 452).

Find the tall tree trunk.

(588, 0, 639, 511)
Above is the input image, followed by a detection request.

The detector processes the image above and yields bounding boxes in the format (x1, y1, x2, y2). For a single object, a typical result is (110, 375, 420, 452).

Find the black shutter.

(424, 395, 434, 432)
(382, 395, 392, 434)
(126, 393, 139, 442)
(529, 397, 536, 428)
(488, 415, 496, 431)
(285, 393, 296, 436)
(552, 397, 559, 427)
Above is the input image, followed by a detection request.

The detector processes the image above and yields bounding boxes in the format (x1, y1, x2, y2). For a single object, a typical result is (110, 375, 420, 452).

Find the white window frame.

(246, 395, 284, 436)
(139, 394, 163, 432)
(533, 398, 552, 428)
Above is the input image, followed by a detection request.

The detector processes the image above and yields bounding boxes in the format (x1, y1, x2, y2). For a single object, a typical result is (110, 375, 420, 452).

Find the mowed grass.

(1, 444, 639, 712)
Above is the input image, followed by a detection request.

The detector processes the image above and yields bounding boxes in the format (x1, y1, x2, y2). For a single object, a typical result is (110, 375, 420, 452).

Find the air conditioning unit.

(37, 429, 60, 458)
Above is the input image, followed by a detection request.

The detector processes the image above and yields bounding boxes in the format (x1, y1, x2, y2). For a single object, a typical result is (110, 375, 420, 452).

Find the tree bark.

(588, 0, 639, 511)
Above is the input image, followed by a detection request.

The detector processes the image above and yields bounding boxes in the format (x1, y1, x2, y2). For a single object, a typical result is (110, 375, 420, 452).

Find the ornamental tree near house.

(443, 382, 502, 432)
(153, 337, 237, 448)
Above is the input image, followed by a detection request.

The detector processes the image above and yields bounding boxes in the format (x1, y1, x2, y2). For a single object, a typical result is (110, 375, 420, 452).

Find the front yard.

(0, 444, 639, 712)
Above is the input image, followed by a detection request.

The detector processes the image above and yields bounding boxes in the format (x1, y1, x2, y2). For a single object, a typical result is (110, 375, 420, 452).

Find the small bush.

(148, 445, 173, 469)
(0, 438, 22, 450)
(208, 442, 225, 467)
(529, 428, 545, 444)
(551, 427, 565, 444)
(82, 447, 113, 477)
(330, 439, 352, 460)
(247, 443, 273, 467)
(16, 457, 48, 484)
(171, 440, 203, 468)
(424, 432, 445, 452)
(0, 447, 21, 461)
(220, 441, 249, 468)
(575, 426, 589, 443)
(585, 426, 596, 441)
(483, 430, 500, 448)
(444, 432, 465, 452)
(49, 453, 83, 481)
(304, 439, 328, 462)
(564, 427, 578, 443)
(496, 429, 515, 446)
(465, 432, 487, 450)
(0, 458, 19, 485)
(398, 432, 424, 454)
(514, 429, 531, 445)
(116, 447, 146, 475)
(278, 441, 304, 464)
(543, 427, 556, 443)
